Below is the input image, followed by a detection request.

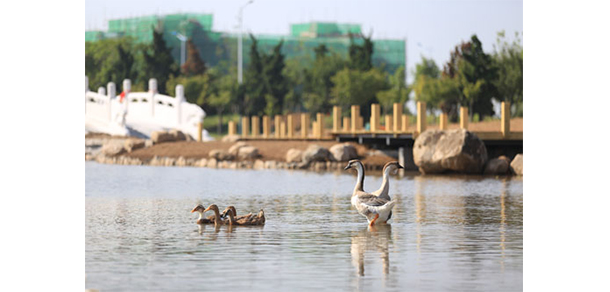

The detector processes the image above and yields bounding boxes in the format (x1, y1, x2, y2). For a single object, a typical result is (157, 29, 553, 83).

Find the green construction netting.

(87, 14, 405, 73)
(290, 22, 362, 37)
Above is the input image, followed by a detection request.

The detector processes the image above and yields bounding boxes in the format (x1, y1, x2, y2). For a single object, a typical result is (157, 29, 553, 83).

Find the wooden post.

(370, 104, 380, 132)
(343, 117, 350, 132)
(301, 113, 309, 138)
(356, 106, 362, 130)
(197, 121, 203, 142)
(460, 107, 469, 130)
(228, 121, 236, 136)
(332, 106, 341, 132)
(274, 115, 281, 138)
(241, 116, 249, 137)
(385, 114, 392, 132)
(393, 103, 403, 132)
(351, 105, 359, 133)
(439, 113, 448, 130)
(251, 116, 260, 137)
(501, 101, 511, 138)
(262, 116, 270, 138)
(287, 114, 294, 138)
(417, 101, 427, 134)
(312, 120, 318, 138)
(280, 121, 286, 138)
(401, 114, 409, 133)
(316, 113, 324, 138)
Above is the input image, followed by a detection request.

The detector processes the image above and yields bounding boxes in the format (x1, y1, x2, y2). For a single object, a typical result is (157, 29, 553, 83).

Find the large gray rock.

(228, 142, 249, 156)
(413, 129, 488, 174)
(510, 154, 523, 176)
(151, 131, 175, 144)
(169, 129, 187, 141)
(302, 145, 331, 164)
(99, 143, 125, 157)
(329, 143, 358, 161)
(286, 148, 303, 163)
(237, 146, 259, 160)
(209, 149, 234, 161)
(484, 156, 511, 175)
(124, 139, 145, 153)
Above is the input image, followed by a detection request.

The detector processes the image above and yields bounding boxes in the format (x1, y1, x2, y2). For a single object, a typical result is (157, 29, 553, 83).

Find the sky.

(85, 0, 523, 84)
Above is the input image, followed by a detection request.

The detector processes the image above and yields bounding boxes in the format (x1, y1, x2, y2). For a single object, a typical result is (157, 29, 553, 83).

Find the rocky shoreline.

(85, 129, 523, 176)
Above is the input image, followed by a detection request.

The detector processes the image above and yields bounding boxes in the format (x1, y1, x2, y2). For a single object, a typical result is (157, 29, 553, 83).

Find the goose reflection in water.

(350, 224, 392, 277)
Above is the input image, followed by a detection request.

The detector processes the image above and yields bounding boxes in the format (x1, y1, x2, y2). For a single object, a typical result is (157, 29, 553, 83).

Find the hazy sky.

(85, 0, 523, 83)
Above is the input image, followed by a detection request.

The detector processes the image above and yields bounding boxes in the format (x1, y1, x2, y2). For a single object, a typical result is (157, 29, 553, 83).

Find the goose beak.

(344, 165, 351, 170)
(398, 164, 404, 169)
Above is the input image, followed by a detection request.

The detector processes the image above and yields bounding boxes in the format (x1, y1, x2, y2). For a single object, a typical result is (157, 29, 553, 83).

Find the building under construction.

(85, 13, 406, 74)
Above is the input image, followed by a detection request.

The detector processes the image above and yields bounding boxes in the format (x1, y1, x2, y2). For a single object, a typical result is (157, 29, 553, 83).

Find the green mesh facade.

(86, 14, 405, 74)
(290, 22, 362, 37)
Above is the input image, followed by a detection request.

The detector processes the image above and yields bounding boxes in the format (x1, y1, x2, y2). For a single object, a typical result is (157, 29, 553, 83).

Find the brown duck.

(203, 204, 228, 225)
(191, 204, 219, 224)
(222, 206, 266, 226)
(220, 206, 252, 221)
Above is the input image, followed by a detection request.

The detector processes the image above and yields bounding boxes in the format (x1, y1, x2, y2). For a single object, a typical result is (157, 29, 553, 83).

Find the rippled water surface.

(85, 162, 523, 291)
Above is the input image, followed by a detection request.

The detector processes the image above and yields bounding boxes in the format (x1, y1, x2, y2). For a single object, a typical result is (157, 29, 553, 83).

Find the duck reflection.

(350, 224, 392, 277)
(198, 223, 221, 236)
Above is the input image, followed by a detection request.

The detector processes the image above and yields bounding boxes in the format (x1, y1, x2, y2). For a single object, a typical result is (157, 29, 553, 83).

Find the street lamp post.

(172, 31, 188, 67)
(237, 0, 254, 85)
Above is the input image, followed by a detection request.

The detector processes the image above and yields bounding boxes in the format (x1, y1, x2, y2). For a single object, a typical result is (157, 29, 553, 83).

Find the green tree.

(414, 56, 440, 79)
(348, 35, 374, 71)
(283, 56, 309, 113)
(412, 56, 461, 118)
(243, 34, 266, 115)
(331, 68, 388, 116)
(376, 66, 410, 115)
(302, 45, 347, 114)
(85, 38, 143, 93)
(443, 35, 498, 118)
(166, 74, 211, 106)
(143, 27, 178, 94)
(207, 72, 238, 135)
(181, 38, 207, 76)
(493, 31, 523, 116)
(261, 40, 288, 116)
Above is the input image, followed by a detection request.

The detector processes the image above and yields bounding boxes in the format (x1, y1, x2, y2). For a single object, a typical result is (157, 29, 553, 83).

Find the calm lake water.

(85, 161, 523, 292)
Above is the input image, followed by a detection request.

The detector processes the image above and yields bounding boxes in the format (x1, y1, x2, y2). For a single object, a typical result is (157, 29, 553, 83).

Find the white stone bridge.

(85, 77, 212, 140)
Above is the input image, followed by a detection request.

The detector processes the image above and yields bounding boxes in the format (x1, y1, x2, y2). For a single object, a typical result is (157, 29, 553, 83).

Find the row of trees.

(412, 31, 523, 121)
(85, 27, 522, 134)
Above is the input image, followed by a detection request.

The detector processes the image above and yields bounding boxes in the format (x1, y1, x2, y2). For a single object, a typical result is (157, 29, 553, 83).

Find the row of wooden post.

(226, 101, 511, 140)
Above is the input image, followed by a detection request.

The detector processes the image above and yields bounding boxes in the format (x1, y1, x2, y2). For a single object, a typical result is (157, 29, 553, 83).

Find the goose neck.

(354, 162, 365, 192)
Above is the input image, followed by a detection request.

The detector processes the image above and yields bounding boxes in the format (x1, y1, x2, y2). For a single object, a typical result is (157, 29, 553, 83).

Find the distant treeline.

(85, 27, 523, 128)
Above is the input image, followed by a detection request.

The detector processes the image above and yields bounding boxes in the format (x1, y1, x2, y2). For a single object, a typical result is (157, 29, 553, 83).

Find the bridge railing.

(85, 79, 129, 136)
(85, 77, 206, 140)
(234, 101, 521, 141)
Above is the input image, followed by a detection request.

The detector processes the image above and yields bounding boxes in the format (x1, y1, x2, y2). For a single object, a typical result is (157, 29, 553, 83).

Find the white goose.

(344, 160, 397, 226)
(371, 161, 404, 201)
